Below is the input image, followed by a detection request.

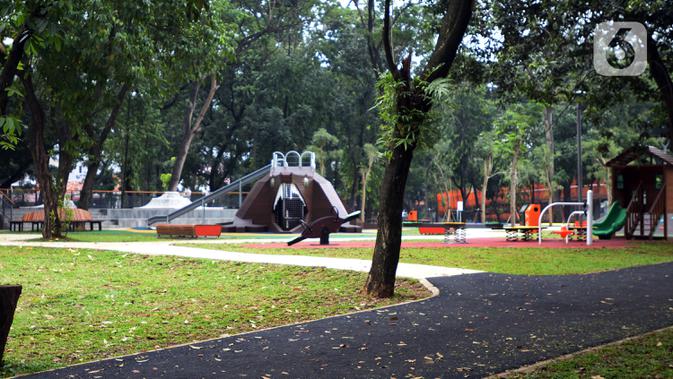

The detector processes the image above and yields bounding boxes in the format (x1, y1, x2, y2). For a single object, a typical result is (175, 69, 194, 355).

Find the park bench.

(11, 209, 102, 232)
(156, 224, 221, 238)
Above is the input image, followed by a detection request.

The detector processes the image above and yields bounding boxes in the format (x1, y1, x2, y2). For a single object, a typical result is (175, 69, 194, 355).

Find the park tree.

(308, 128, 340, 176)
(493, 102, 542, 224)
(489, 0, 673, 143)
(365, 0, 474, 298)
(164, 0, 238, 191)
(359, 143, 379, 224)
(13, 0, 232, 238)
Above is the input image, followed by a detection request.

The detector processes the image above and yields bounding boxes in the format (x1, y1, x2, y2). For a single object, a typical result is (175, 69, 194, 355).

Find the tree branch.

(382, 0, 400, 80)
(191, 74, 218, 134)
(423, 0, 474, 83)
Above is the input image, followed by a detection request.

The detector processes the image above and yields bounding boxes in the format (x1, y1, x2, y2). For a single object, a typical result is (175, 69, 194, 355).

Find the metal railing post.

(586, 190, 592, 246)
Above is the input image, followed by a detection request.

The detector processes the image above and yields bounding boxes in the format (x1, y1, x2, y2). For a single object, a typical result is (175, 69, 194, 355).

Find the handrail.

(0, 191, 16, 207)
(647, 184, 666, 239)
(624, 182, 643, 239)
(147, 164, 271, 226)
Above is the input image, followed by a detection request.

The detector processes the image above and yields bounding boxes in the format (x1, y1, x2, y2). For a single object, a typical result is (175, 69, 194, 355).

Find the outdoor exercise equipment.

(403, 221, 467, 243)
(287, 208, 361, 246)
(223, 151, 361, 233)
(503, 204, 543, 241)
(538, 190, 593, 245)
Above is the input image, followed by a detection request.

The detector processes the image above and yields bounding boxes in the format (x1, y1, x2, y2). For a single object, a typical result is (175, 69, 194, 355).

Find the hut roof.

(605, 145, 673, 168)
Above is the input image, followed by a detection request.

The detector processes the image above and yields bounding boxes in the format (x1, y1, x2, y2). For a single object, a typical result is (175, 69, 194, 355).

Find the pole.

(576, 103, 583, 203)
(586, 190, 592, 246)
(238, 180, 242, 208)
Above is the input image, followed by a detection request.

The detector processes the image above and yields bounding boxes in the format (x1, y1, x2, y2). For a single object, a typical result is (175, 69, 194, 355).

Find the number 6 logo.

(593, 21, 647, 77)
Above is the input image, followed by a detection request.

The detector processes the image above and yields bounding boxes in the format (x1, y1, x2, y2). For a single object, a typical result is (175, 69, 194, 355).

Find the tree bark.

(365, 143, 415, 297)
(481, 153, 492, 223)
(647, 36, 673, 143)
(360, 169, 368, 224)
(366, 0, 473, 298)
(79, 84, 129, 209)
(542, 106, 555, 222)
(0, 285, 22, 366)
(22, 73, 62, 239)
(168, 75, 218, 191)
(509, 143, 519, 224)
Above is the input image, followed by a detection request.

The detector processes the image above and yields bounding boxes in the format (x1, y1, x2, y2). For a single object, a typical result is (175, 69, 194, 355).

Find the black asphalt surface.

(28, 262, 673, 378)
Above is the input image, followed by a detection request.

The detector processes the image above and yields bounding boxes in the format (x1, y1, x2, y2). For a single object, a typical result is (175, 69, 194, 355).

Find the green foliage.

(0, 115, 22, 150)
(374, 74, 449, 158)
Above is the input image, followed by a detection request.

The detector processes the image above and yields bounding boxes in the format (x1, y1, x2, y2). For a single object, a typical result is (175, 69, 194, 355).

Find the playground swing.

(537, 190, 593, 245)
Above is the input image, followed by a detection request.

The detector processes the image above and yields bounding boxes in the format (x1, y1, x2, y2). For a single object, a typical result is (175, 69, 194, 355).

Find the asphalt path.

(28, 262, 673, 378)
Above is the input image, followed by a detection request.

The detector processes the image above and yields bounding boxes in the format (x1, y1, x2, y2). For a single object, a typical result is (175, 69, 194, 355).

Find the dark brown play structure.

(0, 285, 21, 366)
(222, 151, 361, 235)
(605, 145, 672, 239)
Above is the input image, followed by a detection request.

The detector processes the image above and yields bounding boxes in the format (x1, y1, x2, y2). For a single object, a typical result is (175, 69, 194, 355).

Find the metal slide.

(147, 164, 271, 226)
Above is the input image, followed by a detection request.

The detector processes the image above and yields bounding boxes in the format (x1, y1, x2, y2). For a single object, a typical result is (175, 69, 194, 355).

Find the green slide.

(593, 203, 626, 239)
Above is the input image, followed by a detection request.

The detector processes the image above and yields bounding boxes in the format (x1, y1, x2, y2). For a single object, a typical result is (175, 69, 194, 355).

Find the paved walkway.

(0, 238, 480, 280)
(24, 262, 673, 378)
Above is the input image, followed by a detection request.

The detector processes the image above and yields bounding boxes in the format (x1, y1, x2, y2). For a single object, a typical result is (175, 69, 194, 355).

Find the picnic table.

(11, 209, 102, 232)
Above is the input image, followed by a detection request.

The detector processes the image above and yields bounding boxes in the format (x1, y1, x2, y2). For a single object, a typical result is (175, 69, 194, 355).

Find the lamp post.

(576, 103, 583, 202)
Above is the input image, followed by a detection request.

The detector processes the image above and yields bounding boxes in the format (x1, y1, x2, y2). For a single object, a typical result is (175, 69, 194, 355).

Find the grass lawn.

(511, 327, 673, 378)
(183, 242, 673, 275)
(0, 246, 427, 377)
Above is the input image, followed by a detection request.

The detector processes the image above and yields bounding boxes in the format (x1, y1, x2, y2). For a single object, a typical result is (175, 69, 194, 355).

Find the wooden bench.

(156, 224, 221, 238)
(14, 209, 102, 232)
(156, 224, 196, 238)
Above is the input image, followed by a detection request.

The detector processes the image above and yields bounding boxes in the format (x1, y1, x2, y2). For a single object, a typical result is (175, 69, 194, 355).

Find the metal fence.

(0, 188, 247, 209)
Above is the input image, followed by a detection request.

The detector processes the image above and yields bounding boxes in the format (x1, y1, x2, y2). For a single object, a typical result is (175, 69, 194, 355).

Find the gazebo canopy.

(605, 145, 673, 168)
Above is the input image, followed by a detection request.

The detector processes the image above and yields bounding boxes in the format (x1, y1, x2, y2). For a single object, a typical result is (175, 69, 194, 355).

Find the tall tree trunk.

(481, 153, 493, 223)
(360, 169, 368, 224)
(79, 84, 129, 209)
(471, 184, 479, 222)
(647, 36, 673, 143)
(168, 75, 218, 191)
(365, 144, 415, 297)
(22, 74, 60, 239)
(543, 106, 555, 222)
(365, 0, 473, 298)
(509, 144, 520, 224)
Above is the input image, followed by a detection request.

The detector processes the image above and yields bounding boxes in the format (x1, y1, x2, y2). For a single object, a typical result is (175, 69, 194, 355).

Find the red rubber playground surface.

(244, 238, 629, 250)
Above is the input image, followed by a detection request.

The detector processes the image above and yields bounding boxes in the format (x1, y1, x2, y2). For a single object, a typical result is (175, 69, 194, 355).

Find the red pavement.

(244, 237, 629, 250)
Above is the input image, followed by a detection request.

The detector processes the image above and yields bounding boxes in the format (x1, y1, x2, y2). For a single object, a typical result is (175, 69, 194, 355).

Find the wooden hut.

(605, 145, 673, 240)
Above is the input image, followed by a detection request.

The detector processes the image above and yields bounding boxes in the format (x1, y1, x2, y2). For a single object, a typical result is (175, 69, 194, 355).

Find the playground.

(3, 144, 673, 377)
(3, 1, 673, 376)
